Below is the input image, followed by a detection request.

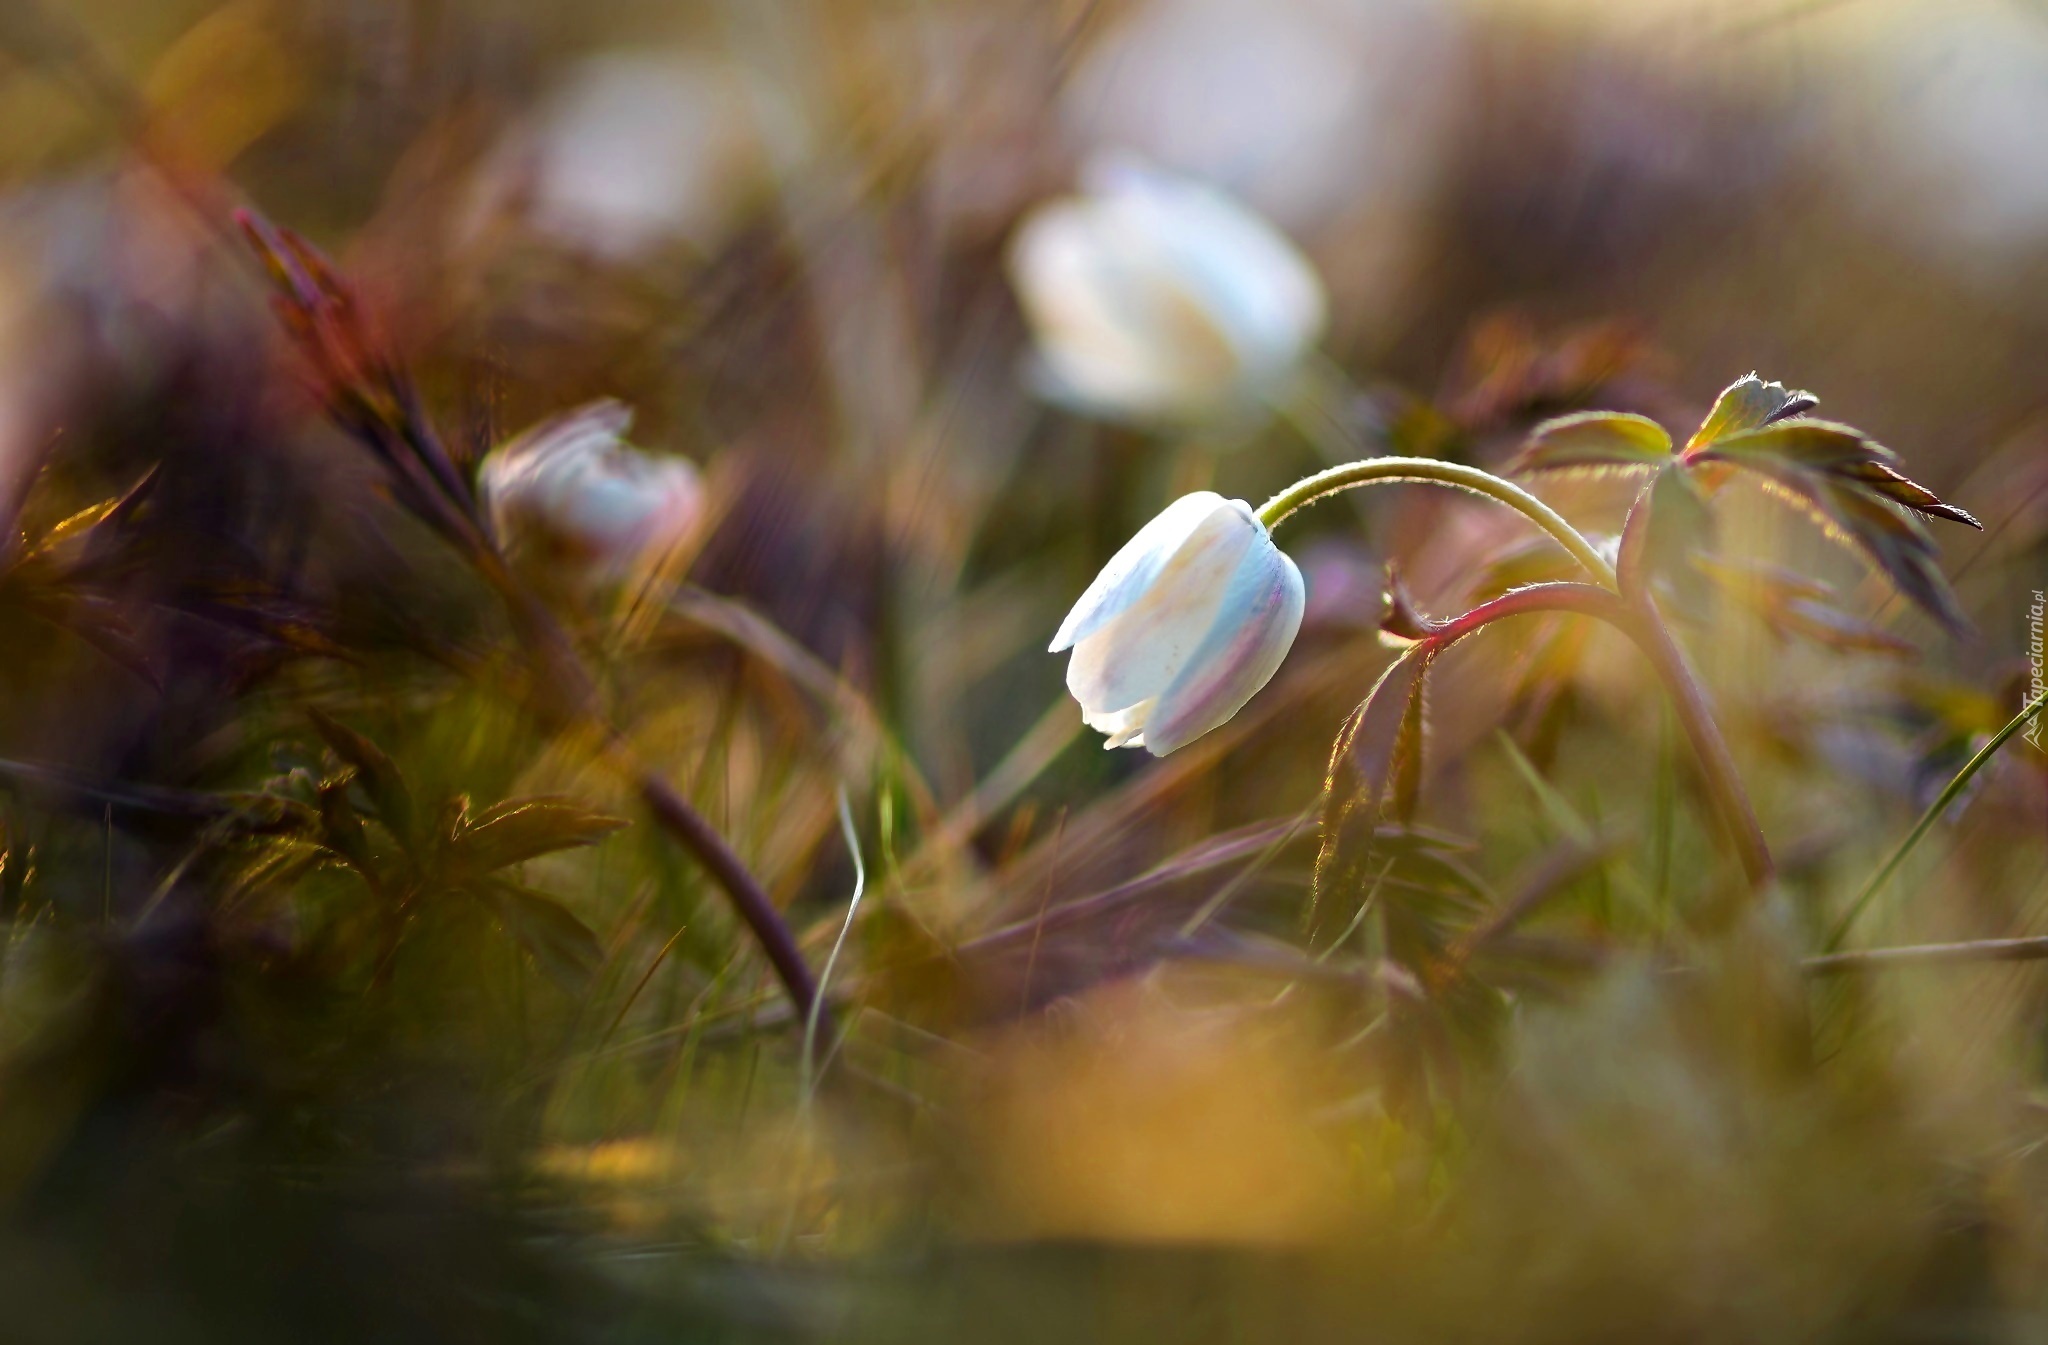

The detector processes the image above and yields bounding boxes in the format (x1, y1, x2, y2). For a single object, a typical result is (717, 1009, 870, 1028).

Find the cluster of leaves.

(1305, 375, 1980, 1114)
(1513, 373, 1982, 633)
(224, 711, 623, 989)
(1308, 643, 1608, 1112)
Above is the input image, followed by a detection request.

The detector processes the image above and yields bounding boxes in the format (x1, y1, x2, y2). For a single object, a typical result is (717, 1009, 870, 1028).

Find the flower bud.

(1007, 158, 1326, 424)
(1052, 492, 1305, 755)
(478, 401, 704, 584)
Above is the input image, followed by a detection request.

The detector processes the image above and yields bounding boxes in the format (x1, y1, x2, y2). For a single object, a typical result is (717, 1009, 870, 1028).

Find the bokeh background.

(0, 0, 2045, 1340)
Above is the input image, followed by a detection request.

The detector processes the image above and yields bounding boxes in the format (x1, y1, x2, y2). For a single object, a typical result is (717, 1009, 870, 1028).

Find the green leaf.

(452, 798, 627, 876)
(1683, 373, 1816, 453)
(1817, 483, 1972, 637)
(1679, 412, 1977, 632)
(1692, 420, 1981, 528)
(1510, 411, 1672, 474)
(307, 710, 416, 849)
(477, 881, 603, 990)
(1616, 464, 1715, 615)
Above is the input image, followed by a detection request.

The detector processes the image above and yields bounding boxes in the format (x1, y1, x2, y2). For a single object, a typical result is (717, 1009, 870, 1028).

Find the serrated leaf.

(1312, 649, 1432, 939)
(1819, 483, 1972, 636)
(1511, 411, 1672, 474)
(1707, 459, 1971, 634)
(1833, 460, 1980, 527)
(478, 881, 603, 990)
(1689, 420, 1981, 529)
(452, 798, 627, 876)
(1684, 373, 1815, 453)
(308, 710, 416, 848)
(1679, 411, 1976, 632)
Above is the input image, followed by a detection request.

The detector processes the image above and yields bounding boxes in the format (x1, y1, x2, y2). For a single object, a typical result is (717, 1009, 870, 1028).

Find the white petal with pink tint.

(1052, 493, 1304, 756)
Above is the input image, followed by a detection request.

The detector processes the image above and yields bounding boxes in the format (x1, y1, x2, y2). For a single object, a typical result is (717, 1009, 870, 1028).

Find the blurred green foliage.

(0, 0, 2041, 1340)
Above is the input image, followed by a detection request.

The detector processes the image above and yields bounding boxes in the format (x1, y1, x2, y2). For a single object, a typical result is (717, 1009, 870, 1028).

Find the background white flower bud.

(1005, 158, 1328, 424)
(478, 401, 705, 584)
(1051, 491, 1305, 756)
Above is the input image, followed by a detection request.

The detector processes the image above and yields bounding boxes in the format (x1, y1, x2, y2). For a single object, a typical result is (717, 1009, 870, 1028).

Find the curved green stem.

(1827, 689, 2048, 950)
(1257, 458, 1618, 590)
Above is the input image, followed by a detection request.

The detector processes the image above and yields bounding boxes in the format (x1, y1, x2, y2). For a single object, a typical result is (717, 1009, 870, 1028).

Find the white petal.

(1062, 500, 1260, 716)
(1139, 532, 1305, 756)
(1064, 509, 1253, 724)
(479, 400, 703, 580)
(1084, 699, 1156, 750)
(1050, 492, 1235, 652)
(1086, 159, 1325, 394)
(1007, 198, 1234, 419)
(1158, 192, 1325, 382)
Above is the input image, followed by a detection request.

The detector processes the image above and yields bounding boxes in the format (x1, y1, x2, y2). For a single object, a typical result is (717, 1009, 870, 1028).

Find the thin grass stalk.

(1826, 689, 2048, 949)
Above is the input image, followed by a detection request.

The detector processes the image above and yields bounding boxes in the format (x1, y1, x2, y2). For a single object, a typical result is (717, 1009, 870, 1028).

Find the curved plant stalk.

(1417, 582, 1774, 889)
(1258, 458, 1617, 589)
(1826, 689, 2048, 950)
(801, 789, 867, 1105)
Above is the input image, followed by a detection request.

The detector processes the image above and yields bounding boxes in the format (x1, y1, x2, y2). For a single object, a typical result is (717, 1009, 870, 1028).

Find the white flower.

(480, 53, 766, 261)
(1006, 159, 1327, 423)
(478, 401, 704, 584)
(1051, 492, 1305, 756)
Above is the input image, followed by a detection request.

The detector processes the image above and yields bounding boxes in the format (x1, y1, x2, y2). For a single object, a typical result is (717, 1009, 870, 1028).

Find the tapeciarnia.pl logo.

(2028, 589, 2045, 752)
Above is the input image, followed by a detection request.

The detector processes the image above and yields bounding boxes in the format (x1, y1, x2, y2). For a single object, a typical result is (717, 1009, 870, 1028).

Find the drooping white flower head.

(1006, 158, 1327, 424)
(1052, 492, 1305, 756)
(478, 400, 705, 584)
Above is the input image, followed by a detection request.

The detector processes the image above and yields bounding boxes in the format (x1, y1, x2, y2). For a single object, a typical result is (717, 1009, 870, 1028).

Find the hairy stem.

(1423, 582, 1774, 889)
(1827, 689, 2048, 950)
(1257, 458, 1618, 589)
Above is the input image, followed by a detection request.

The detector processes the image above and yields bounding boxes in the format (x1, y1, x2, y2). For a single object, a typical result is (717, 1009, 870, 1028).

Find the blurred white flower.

(1059, 0, 1461, 231)
(1850, 3, 2048, 260)
(1051, 491, 1305, 756)
(479, 401, 705, 584)
(484, 53, 766, 260)
(1006, 159, 1327, 424)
